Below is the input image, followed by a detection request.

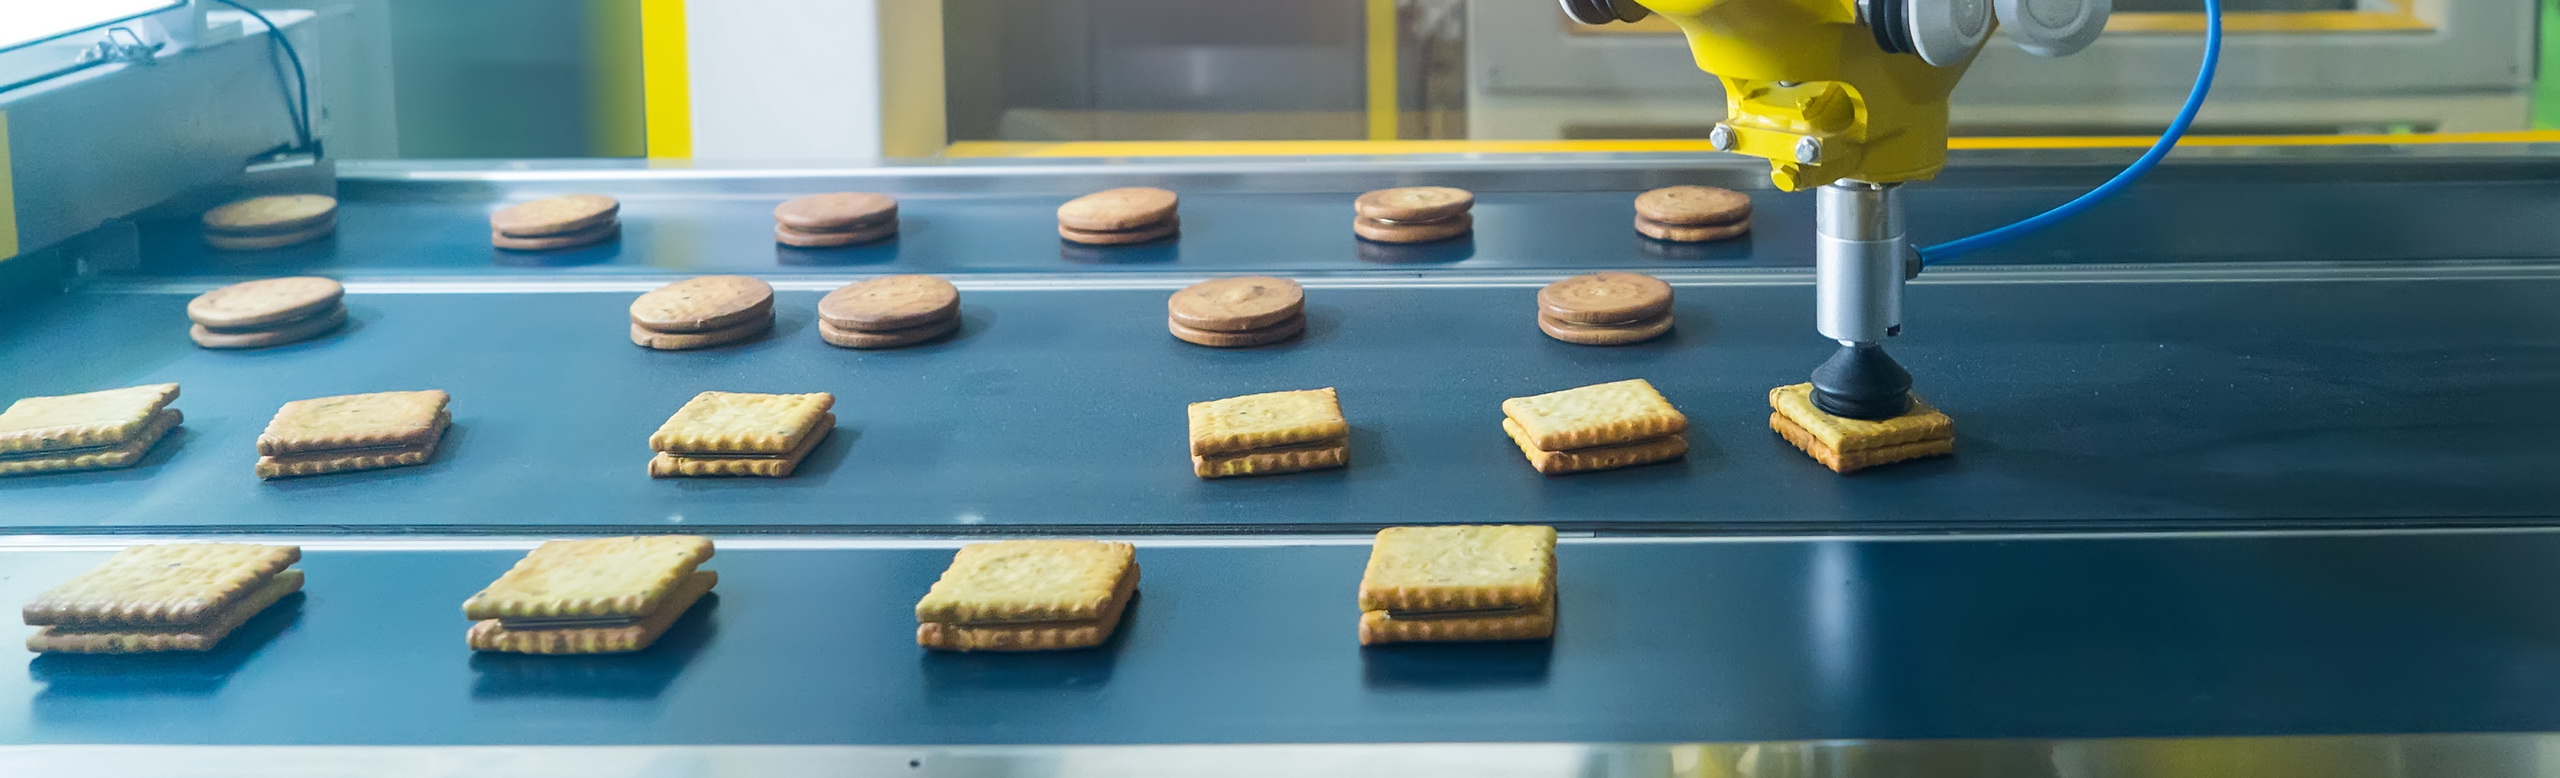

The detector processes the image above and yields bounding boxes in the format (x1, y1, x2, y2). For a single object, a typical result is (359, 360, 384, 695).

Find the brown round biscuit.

(819, 315, 960, 349)
(774, 192, 898, 232)
(631, 275, 776, 333)
(1352, 212, 1472, 244)
(202, 194, 338, 236)
(1539, 271, 1674, 325)
(1634, 186, 1751, 227)
(191, 305, 348, 350)
(1169, 314, 1304, 348)
(492, 220, 620, 251)
(1355, 187, 1474, 222)
(490, 194, 620, 237)
(1168, 276, 1304, 332)
(1059, 217, 1180, 246)
(1539, 312, 1672, 346)
(776, 221, 898, 248)
(189, 276, 346, 329)
(819, 275, 960, 331)
(205, 218, 336, 251)
(1058, 187, 1178, 232)
(630, 315, 771, 351)
(1636, 215, 1751, 243)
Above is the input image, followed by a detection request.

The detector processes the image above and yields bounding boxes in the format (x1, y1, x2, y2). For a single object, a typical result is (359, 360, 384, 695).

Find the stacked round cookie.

(775, 192, 900, 248)
(629, 276, 774, 351)
(188, 276, 348, 349)
(491, 194, 621, 251)
(1354, 187, 1474, 244)
(1058, 187, 1179, 246)
(201, 194, 338, 251)
(818, 275, 961, 349)
(1168, 276, 1305, 348)
(1634, 185, 1752, 243)
(1537, 272, 1674, 346)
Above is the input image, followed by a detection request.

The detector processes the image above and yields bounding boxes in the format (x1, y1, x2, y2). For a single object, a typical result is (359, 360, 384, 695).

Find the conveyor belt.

(2, 273, 2555, 533)
(10, 533, 2560, 746)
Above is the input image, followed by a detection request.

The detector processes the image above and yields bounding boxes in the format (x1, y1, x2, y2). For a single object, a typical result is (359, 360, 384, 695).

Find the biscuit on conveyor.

(23, 543, 304, 654)
(1057, 187, 1179, 245)
(916, 540, 1139, 652)
(1536, 272, 1673, 346)
(1167, 276, 1305, 348)
(648, 391, 835, 478)
(775, 192, 900, 247)
(490, 194, 621, 251)
(818, 275, 961, 349)
(1634, 185, 1752, 243)
(201, 194, 338, 251)
(463, 536, 717, 654)
(1189, 387, 1348, 479)
(1353, 186, 1474, 244)
(255, 390, 451, 479)
(1357, 525, 1556, 645)
(1768, 382, 1954, 474)
(0, 383, 183, 477)
(187, 276, 349, 349)
(630, 276, 776, 350)
(1500, 379, 1687, 475)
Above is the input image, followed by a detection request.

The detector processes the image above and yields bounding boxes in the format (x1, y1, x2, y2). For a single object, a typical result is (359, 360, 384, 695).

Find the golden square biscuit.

(462, 536, 716, 621)
(468, 571, 716, 654)
(915, 540, 1137, 625)
(1502, 417, 1684, 475)
(916, 568, 1138, 652)
(1358, 525, 1556, 613)
(1500, 379, 1686, 451)
(256, 410, 445, 480)
(1771, 412, 1955, 474)
(648, 391, 836, 455)
(23, 543, 301, 628)
(0, 383, 180, 456)
(258, 390, 451, 456)
(1187, 388, 1348, 456)
(1358, 597, 1555, 645)
(1767, 383, 1952, 453)
(649, 414, 831, 478)
(0, 409, 181, 477)
(29, 569, 304, 654)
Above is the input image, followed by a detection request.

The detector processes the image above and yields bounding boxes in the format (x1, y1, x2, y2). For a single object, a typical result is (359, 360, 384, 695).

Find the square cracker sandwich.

(1188, 387, 1348, 478)
(1501, 379, 1687, 475)
(0, 383, 183, 477)
(916, 540, 1138, 652)
(648, 391, 835, 478)
(256, 390, 451, 479)
(463, 535, 718, 654)
(22, 543, 303, 653)
(1358, 525, 1557, 645)
(1767, 383, 1953, 473)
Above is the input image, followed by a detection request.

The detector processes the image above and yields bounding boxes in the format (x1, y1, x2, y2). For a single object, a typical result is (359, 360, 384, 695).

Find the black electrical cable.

(207, 0, 315, 155)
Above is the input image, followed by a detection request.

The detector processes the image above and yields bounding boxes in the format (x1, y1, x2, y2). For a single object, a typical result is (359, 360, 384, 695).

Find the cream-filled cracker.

(23, 543, 304, 654)
(0, 383, 183, 477)
(256, 391, 450, 480)
(647, 392, 835, 478)
(1357, 525, 1556, 645)
(1187, 388, 1349, 479)
(463, 535, 716, 654)
(916, 540, 1138, 652)
(1500, 379, 1686, 474)
(1768, 383, 1953, 474)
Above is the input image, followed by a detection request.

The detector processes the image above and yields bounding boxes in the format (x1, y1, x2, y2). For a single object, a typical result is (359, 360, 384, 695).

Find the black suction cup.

(1560, 0, 1651, 25)
(1811, 343, 1913, 420)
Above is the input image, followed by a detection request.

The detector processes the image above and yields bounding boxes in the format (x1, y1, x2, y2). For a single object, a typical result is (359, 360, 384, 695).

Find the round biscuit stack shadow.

(1058, 187, 1179, 246)
(1353, 187, 1474, 244)
(188, 276, 348, 349)
(201, 194, 338, 251)
(1168, 276, 1305, 348)
(818, 275, 961, 349)
(776, 192, 899, 248)
(1634, 186, 1751, 243)
(630, 276, 775, 351)
(1538, 272, 1674, 346)
(492, 194, 621, 251)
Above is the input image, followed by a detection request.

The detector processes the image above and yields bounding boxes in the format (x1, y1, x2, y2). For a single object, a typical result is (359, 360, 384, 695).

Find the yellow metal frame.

(1365, 0, 1400, 141)
(1573, 0, 2432, 35)
(640, 0, 691, 160)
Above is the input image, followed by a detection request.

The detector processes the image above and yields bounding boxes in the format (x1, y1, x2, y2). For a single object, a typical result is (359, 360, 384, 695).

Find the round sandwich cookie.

(777, 221, 898, 248)
(1356, 187, 1474, 223)
(1538, 272, 1674, 325)
(631, 276, 776, 334)
(1059, 217, 1179, 246)
(1634, 185, 1751, 227)
(492, 220, 620, 251)
(1170, 313, 1304, 349)
(1539, 312, 1673, 346)
(775, 192, 899, 233)
(1637, 215, 1751, 243)
(1168, 276, 1304, 333)
(191, 305, 349, 350)
(631, 316, 771, 351)
(189, 276, 346, 330)
(490, 194, 620, 238)
(819, 315, 961, 349)
(205, 218, 336, 251)
(1058, 187, 1179, 233)
(1353, 211, 1472, 245)
(202, 194, 338, 236)
(819, 275, 959, 332)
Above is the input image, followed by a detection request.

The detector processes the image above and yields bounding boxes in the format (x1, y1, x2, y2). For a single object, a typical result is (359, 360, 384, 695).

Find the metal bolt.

(1708, 124, 1736, 152)
(1794, 137, 1824, 164)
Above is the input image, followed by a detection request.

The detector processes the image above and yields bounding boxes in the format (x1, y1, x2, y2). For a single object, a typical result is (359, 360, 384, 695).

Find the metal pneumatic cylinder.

(1809, 181, 1917, 420)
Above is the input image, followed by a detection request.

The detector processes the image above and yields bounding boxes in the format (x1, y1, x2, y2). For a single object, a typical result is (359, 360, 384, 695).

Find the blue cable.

(1918, 0, 2224, 264)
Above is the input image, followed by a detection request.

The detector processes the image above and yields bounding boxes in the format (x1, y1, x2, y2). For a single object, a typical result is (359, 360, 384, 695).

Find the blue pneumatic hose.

(1917, 0, 2224, 264)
